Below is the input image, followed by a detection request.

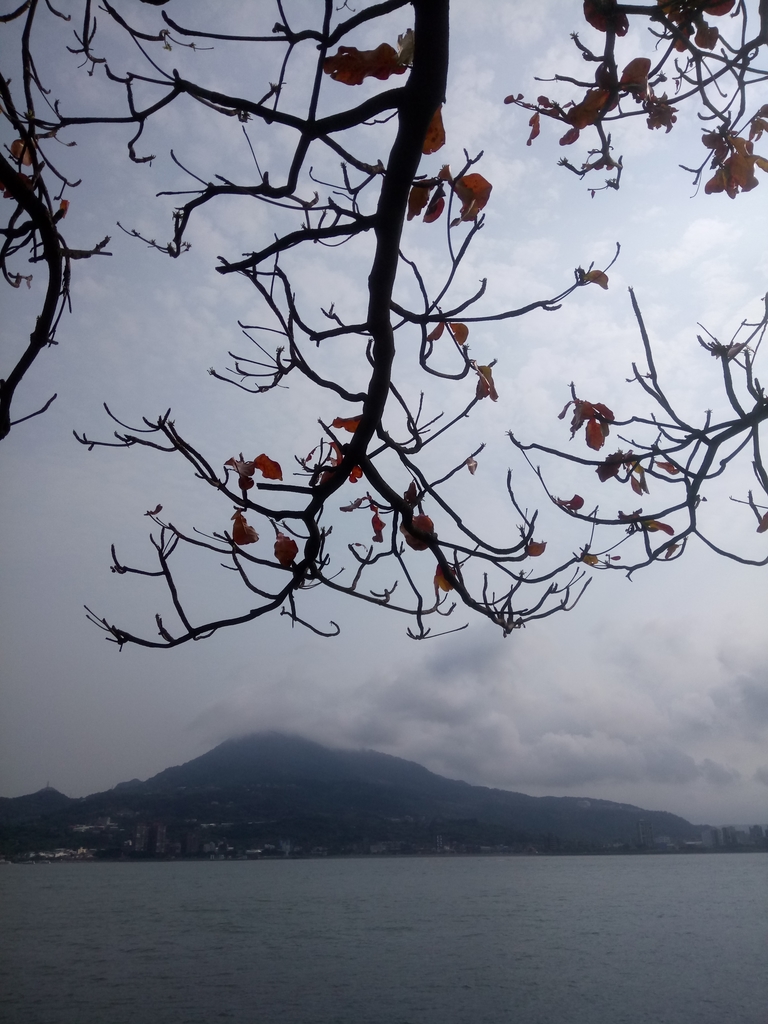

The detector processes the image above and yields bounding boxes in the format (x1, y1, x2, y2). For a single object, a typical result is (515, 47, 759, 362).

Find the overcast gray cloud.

(181, 590, 766, 822)
(1, 0, 767, 828)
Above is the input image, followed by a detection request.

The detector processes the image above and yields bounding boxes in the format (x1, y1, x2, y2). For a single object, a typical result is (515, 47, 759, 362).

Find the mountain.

(0, 785, 72, 824)
(142, 733, 699, 838)
(0, 733, 705, 857)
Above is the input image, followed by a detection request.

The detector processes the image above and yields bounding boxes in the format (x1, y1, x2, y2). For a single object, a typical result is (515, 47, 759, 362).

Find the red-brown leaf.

(452, 173, 492, 223)
(10, 139, 33, 166)
(434, 564, 454, 592)
(340, 497, 365, 512)
(620, 57, 651, 96)
(323, 44, 407, 86)
(475, 365, 498, 402)
(448, 322, 469, 345)
(565, 399, 614, 450)
(527, 112, 541, 146)
(423, 193, 445, 223)
(556, 494, 585, 511)
(644, 519, 675, 535)
(695, 20, 719, 49)
(400, 514, 435, 551)
(703, 0, 735, 14)
(232, 511, 258, 545)
(705, 151, 759, 197)
(702, 131, 730, 162)
(274, 532, 298, 565)
(592, 403, 614, 422)
(559, 126, 581, 146)
(254, 453, 283, 480)
(372, 511, 386, 543)
(585, 417, 607, 451)
(225, 456, 257, 490)
(630, 464, 649, 495)
(645, 97, 678, 133)
(730, 148, 759, 189)
(422, 105, 446, 154)
(566, 89, 610, 130)
(596, 452, 626, 482)
(583, 0, 629, 35)
(407, 183, 432, 221)
(332, 415, 362, 433)
(705, 167, 728, 195)
(584, 269, 609, 289)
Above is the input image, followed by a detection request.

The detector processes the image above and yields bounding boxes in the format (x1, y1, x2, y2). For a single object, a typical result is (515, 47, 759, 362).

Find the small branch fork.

(7, 0, 765, 645)
(506, 1, 768, 197)
(510, 287, 768, 575)
(0, 52, 111, 439)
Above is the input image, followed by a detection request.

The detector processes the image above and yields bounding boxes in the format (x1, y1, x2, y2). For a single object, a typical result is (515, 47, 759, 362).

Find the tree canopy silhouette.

(2, 0, 767, 646)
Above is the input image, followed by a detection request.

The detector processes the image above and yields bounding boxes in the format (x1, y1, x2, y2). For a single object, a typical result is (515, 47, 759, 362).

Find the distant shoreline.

(5, 847, 768, 866)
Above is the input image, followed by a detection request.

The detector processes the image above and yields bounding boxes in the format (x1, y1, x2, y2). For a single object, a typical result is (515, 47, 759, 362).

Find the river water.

(1, 853, 766, 1024)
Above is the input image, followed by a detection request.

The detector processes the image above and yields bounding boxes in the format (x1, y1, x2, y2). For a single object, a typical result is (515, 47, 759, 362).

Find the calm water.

(1, 854, 766, 1024)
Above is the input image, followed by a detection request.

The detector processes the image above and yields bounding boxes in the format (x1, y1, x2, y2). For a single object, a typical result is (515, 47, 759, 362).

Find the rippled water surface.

(1, 854, 766, 1024)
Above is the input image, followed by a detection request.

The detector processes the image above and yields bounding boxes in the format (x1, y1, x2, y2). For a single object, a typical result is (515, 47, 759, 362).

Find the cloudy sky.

(1, 0, 767, 826)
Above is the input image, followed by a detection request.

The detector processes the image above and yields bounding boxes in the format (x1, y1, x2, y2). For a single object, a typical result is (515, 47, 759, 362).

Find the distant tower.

(701, 827, 720, 848)
(134, 823, 149, 853)
(151, 822, 167, 855)
(721, 826, 737, 847)
(636, 819, 654, 848)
